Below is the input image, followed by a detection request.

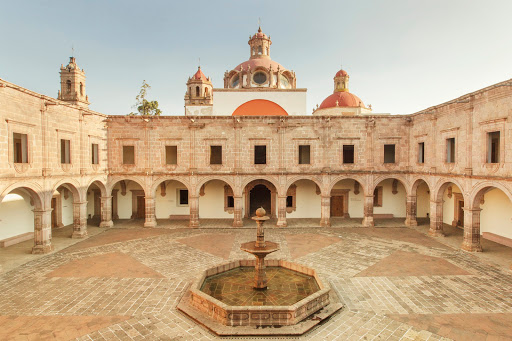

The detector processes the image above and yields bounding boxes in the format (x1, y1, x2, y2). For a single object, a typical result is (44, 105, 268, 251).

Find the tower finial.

(72, 44, 74, 58)
(258, 17, 261, 32)
(198, 57, 201, 68)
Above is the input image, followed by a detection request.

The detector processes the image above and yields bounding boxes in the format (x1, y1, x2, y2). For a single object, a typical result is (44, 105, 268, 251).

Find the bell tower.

(58, 57, 89, 108)
(185, 66, 213, 106)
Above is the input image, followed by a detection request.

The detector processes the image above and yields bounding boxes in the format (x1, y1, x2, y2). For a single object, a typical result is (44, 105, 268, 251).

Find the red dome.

(193, 67, 208, 81)
(251, 27, 269, 39)
(232, 99, 288, 116)
(234, 58, 284, 72)
(319, 92, 365, 109)
(335, 69, 348, 77)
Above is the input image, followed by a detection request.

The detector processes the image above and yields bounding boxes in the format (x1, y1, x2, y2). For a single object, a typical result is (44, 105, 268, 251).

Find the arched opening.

(330, 179, 364, 226)
(204, 88, 209, 96)
(0, 187, 42, 248)
(110, 180, 145, 226)
(79, 82, 83, 96)
(154, 179, 190, 226)
(198, 180, 234, 218)
(85, 181, 106, 227)
(195, 86, 200, 97)
(66, 80, 71, 93)
(284, 179, 322, 227)
(244, 180, 276, 218)
(411, 179, 431, 226)
(473, 186, 512, 250)
(258, 46, 262, 55)
(372, 178, 407, 227)
(52, 182, 82, 238)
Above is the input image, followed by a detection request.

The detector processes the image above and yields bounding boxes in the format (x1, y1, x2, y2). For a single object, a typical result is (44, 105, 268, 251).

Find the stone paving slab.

(0, 222, 511, 340)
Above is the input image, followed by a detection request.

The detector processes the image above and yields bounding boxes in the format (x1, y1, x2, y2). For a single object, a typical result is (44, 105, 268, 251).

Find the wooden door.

(51, 198, 57, 227)
(330, 196, 344, 217)
(137, 196, 145, 219)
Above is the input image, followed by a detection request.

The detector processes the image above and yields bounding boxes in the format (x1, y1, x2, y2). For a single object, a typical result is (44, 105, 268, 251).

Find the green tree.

(129, 80, 162, 116)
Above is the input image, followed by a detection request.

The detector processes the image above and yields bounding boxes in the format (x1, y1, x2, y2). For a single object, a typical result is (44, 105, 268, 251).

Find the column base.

(32, 244, 54, 254)
(319, 219, 331, 228)
(232, 220, 244, 228)
(276, 220, 287, 228)
(189, 220, 200, 228)
(405, 218, 418, 226)
(428, 229, 445, 237)
(362, 216, 374, 227)
(144, 221, 157, 228)
(72, 230, 88, 239)
(461, 241, 483, 252)
(99, 220, 114, 228)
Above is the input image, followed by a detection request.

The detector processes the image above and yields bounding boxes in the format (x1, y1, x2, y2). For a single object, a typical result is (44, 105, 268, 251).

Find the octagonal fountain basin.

(185, 259, 331, 327)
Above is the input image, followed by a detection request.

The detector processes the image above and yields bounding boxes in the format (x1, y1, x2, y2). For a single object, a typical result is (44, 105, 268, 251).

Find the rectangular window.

(123, 145, 135, 164)
(227, 195, 234, 208)
(298, 145, 310, 164)
(13, 133, 28, 163)
(343, 145, 354, 164)
(60, 139, 71, 164)
(383, 144, 395, 163)
(286, 196, 293, 208)
(179, 189, 189, 206)
(446, 138, 455, 163)
(254, 145, 267, 164)
(487, 131, 500, 163)
(210, 145, 222, 165)
(418, 142, 425, 164)
(166, 145, 178, 165)
(91, 143, 99, 164)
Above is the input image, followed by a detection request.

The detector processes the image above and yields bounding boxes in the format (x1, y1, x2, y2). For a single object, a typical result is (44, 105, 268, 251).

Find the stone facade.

(1, 55, 512, 256)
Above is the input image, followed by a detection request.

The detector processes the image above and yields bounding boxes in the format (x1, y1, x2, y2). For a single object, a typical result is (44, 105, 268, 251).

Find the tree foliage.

(129, 80, 162, 116)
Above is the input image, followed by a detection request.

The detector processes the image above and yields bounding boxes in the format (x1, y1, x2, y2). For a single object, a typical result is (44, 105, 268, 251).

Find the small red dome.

(232, 99, 288, 116)
(319, 92, 365, 109)
(252, 27, 268, 39)
(335, 69, 348, 77)
(193, 67, 208, 81)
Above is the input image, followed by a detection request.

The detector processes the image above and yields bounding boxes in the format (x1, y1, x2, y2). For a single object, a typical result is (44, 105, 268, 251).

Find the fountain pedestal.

(240, 207, 278, 289)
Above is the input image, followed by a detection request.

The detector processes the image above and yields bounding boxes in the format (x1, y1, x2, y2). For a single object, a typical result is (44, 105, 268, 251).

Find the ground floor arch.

(372, 178, 407, 226)
(244, 180, 277, 219)
(85, 180, 112, 228)
(110, 179, 146, 226)
(153, 179, 193, 227)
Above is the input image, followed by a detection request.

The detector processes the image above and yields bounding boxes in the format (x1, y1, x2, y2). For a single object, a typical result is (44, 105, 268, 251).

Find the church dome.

(232, 99, 288, 116)
(335, 69, 348, 77)
(319, 92, 365, 109)
(193, 67, 208, 81)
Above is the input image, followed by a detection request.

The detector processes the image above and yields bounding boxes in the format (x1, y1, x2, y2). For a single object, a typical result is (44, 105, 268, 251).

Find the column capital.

(100, 196, 112, 200)
(462, 207, 482, 212)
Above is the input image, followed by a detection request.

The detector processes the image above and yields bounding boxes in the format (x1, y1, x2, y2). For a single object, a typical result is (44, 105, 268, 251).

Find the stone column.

(405, 195, 418, 226)
(189, 195, 200, 228)
(362, 195, 374, 227)
(320, 195, 331, 227)
(232, 196, 243, 227)
(32, 209, 53, 254)
(428, 200, 444, 236)
(99, 196, 114, 228)
(143, 196, 157, 228)
(276, 195, 287, 227)
(72, 201, 88, 238)
(461, 207, 483, 252)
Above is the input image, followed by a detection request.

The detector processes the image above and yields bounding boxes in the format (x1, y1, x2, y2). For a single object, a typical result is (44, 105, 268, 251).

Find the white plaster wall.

(287, 180, 321, 218)
(198, 181, 233, 219)
(212, 90, 307, 116)
(114, 181, 145, 219)
(155, 181, 190, 219)
(416, 182, 430, 218)
(0, 193, 33, 240)
(480, 188, 512, 239)
(61, 193, 73, 226)
(373, 179, 406, 218)
(332, 179, 364, 218)
(185, 105, 213, 116)
(442, 185, 461, 225)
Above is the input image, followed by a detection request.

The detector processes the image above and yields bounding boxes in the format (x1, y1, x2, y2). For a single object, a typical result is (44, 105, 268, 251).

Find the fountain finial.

(255, 207, 266, 217)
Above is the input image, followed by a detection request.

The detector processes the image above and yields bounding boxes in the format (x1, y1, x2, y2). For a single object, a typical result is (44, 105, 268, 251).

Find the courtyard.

(0, 221, 511, 341)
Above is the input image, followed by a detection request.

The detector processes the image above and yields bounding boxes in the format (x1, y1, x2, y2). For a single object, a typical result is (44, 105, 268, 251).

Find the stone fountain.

(177, 207, 342, 336)
(240, 207, 279, 289)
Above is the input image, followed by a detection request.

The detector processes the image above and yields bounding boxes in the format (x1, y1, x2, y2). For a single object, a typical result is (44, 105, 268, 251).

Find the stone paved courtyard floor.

(0, 220, 511, 340)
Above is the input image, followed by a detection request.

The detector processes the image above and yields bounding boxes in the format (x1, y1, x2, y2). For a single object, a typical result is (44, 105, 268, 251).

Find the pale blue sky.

(1, 0, 511, 115)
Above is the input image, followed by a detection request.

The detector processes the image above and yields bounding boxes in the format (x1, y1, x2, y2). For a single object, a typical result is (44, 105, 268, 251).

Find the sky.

(1, 0, 511, 116)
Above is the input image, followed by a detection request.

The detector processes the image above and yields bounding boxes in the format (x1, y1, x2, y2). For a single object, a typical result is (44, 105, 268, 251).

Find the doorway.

(51, 197, 57, 227)
(330, 196, 344, 217)
(136, 196, 146, 219)
(250, 184, 271, 217)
